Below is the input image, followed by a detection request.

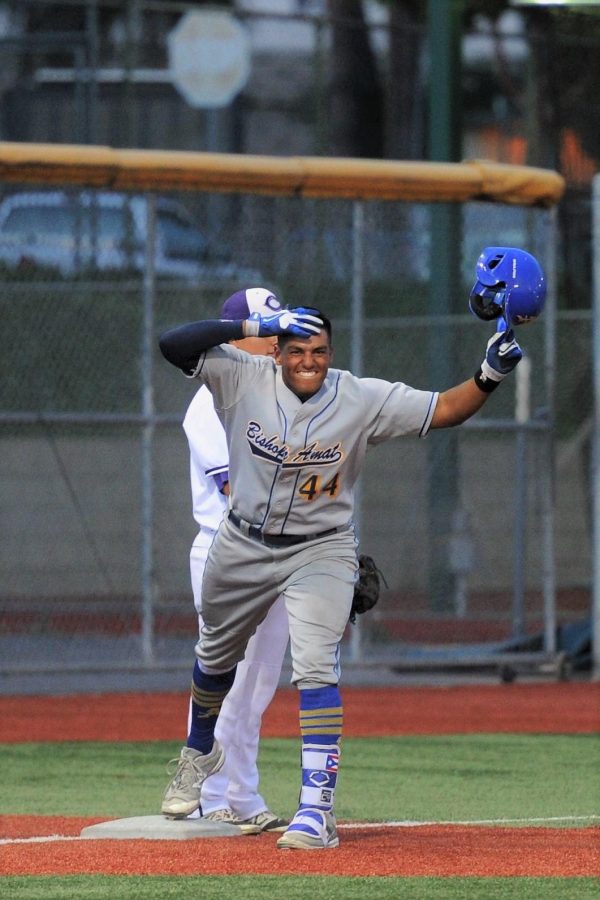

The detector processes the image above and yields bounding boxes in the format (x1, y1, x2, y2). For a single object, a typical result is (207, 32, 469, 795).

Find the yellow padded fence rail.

(0, 141, 565, 207)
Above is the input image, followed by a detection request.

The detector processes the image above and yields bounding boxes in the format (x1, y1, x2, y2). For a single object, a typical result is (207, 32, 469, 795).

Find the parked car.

(0, 190, 261, 282)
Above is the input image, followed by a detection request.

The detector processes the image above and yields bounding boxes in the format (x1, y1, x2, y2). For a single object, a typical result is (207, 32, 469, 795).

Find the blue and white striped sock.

(298, 685, 343, 812)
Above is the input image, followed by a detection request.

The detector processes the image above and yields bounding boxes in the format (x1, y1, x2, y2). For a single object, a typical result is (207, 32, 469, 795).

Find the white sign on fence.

(167, 10, 251, 109)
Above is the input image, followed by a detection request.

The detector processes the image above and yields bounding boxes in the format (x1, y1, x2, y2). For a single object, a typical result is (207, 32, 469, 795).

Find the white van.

(0, 190, 261, 282)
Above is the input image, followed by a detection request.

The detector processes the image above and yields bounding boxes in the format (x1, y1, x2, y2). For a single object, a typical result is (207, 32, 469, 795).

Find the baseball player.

(158, 300, 523, 849)
(173, 288, 290, 834)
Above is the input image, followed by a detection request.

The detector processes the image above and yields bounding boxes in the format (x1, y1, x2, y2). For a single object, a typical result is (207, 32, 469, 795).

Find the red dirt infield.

(2, 682, 599, 743)
(1, 818, 599, 877)
(1, 682, 599, 878)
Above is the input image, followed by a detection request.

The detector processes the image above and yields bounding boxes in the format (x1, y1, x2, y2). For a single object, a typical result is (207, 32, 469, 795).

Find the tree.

(387, 1, 425, 159)
(326, 0, 384, 158)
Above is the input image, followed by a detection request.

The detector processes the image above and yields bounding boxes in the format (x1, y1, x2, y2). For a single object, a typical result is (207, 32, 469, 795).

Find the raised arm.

(159, 320, 245, 374)
(431, 328, 522, 429)
(159, 308, 323, 375)
(430, 245, 547, 429)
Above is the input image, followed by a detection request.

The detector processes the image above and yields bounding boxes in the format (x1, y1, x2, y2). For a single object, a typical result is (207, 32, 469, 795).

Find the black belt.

(228, 511, 341, 548)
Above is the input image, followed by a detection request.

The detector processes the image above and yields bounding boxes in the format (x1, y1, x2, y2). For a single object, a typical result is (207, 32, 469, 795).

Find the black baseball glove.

(349, 554, 387, 624)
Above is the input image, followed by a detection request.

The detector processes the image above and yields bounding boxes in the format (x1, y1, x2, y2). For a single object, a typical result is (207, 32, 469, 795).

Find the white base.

(80, 814, 244, 840)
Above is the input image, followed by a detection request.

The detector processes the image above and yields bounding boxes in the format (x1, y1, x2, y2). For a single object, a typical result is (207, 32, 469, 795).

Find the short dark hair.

(277, 309, 332, 348)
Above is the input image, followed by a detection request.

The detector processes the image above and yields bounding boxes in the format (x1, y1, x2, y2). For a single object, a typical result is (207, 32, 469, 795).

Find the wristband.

(474, 366, 500, 393)
(243, 317, 260, 338)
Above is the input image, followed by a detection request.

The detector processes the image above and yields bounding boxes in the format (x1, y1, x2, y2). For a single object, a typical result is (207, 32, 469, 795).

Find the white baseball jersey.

(191, 345, 438, 534)
(182, 381, 289, 816)
(183, 385, 229, 533)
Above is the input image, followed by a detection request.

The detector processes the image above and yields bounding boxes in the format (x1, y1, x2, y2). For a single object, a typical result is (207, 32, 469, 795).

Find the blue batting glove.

(481, 328, 523, 383)
(245, 307, 323, 338)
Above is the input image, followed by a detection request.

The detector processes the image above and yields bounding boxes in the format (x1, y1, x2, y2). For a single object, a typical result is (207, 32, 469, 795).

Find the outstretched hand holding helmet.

(475, 328, 523, 393)
(469, 246, 545, 394)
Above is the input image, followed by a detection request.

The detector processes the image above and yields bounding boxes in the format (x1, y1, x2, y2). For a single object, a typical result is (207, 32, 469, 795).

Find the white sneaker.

(203, 807, 261, 835)
(276, 807, 339, 850)
(239, 810, 289, 833)
(161, 742, 225, 818)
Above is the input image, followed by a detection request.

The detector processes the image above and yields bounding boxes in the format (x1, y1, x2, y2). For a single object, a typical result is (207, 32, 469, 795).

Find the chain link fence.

(1, 180, 586, 684)
(1, 0, 596, 322)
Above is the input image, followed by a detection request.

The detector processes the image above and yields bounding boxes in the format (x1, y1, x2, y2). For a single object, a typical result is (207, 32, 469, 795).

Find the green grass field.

(2, 735, 599, 824)
(3, 875, 600, 900)
(2, 734, 599, 898)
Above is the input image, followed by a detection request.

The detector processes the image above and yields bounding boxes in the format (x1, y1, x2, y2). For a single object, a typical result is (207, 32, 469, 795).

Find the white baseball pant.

(188, 527, 289, 819)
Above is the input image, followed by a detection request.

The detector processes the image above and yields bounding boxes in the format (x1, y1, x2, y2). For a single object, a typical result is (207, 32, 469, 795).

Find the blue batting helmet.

(469, 247, 546, 327)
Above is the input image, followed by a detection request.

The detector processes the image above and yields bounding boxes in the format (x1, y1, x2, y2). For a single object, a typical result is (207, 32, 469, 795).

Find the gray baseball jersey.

(191, 345, 438, 535)
(189, 344, 438, 685)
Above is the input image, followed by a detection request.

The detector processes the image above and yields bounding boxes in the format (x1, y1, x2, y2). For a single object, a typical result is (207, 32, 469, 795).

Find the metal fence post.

(141, 193, 157, 664)
(350, 199, 365, 663)
(542, 207, 558, 654)
(513, 355, 531, 639)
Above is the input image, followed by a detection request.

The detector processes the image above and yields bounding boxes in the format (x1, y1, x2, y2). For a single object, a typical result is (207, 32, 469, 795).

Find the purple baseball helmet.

(221, 287, 281, 319)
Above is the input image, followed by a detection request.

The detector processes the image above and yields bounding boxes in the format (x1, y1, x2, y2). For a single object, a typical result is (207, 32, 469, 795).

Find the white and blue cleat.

(276, 807, 339, 850)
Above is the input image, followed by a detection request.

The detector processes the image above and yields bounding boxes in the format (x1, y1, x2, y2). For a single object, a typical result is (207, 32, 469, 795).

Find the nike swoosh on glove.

(481, 328, 523, 382)
(246, 308, 323, 338)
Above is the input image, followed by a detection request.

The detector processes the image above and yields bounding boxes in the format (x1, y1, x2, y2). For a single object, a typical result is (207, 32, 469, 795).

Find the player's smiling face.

(276, 329, 333, 400)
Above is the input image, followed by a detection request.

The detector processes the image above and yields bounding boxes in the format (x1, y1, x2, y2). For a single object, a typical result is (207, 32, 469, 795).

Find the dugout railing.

(0, 142, 576, 687)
